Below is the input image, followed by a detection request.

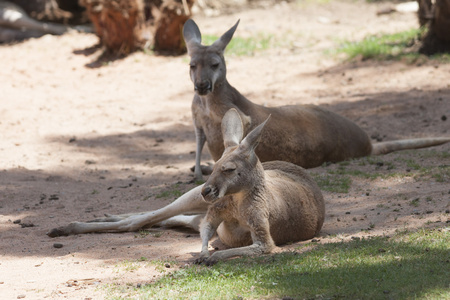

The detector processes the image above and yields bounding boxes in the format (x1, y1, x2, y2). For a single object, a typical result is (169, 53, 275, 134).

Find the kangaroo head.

(201, 109, 270, 203)
(183, 19, 239, 96)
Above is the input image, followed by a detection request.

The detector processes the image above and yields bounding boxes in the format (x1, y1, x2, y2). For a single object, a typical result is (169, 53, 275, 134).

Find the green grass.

(311, 150, 450, 193)
(334, 28, 423, 61)
(155, 184, 184, 200)
(202, 33, 276, 56)
(105, 228, 450, 299)
(311, 173, 352, 193)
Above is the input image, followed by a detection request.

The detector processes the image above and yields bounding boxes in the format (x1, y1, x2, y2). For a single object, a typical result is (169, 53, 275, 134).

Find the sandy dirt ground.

(1, 1, 449, 299)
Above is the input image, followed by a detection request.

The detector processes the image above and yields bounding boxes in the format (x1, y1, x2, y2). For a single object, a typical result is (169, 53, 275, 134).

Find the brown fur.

(196, 109, 324, 264)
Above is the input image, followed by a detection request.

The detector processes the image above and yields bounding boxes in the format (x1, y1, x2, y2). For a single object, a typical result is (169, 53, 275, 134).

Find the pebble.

(53, 243, 64, 249)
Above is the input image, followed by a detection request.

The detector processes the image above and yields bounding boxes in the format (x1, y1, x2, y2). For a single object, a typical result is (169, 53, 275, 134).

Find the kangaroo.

(184, 19, 450, 180)
(47, 109, 325, 265)
(196, 109, 324, 265)
(0, 2, 91, 43)
(0, 2, 67, 42)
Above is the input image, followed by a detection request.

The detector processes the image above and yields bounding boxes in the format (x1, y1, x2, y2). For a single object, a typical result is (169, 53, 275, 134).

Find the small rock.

(164, 263, 171, 268)
(20, 223, 35, 228)
(53, 243, 64, 249)
(49, 194, 59, 201)
(13, 219, 21, 224)
(17, 295, 26, 299)
(442, 115, 447, 121)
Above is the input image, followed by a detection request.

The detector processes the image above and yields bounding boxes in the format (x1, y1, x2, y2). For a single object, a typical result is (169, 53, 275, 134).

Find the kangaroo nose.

(195, 81, 212, 95)
(201, 186, 212, 198)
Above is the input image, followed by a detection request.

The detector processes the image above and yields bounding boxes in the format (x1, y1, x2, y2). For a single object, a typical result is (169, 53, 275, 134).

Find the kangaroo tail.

(371, 137, 450, 155)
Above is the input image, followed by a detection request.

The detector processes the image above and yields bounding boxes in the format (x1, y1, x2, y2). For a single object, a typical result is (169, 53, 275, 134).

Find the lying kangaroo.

(184, 19, 450, 180)
(0, 2, 67, 42)
(196, 109, 324, 265)
(47, 109, 325, 264)
(0, 2, 91, 43)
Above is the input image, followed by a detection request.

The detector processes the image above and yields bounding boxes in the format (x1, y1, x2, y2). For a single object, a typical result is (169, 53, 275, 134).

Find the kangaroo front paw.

(194, 251, 210, 265)
(203, 256, 219, 266)
(46, 222, 80, 237)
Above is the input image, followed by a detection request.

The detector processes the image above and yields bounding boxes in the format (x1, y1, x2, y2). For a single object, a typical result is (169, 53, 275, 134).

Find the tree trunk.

(418, 0, 450, 54)
(79, 0, 194, 55)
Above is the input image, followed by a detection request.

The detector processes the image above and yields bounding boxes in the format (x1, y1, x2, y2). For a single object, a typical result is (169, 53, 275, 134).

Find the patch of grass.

(155, 184, 183, 200)
(105, 228, 450, 299)
(334, 28, 423, 61)
(410, 198, 420, 207)
(413, 164, 450, 182)
(115, 260, 141, 272)
(399, 158, 422, 170)
(134, 230, 151, 238)
(311, 173, 352, 193)
(432, 166, 450, 182)
(417, 150, 450, 160)
(202, 33, 276, 56)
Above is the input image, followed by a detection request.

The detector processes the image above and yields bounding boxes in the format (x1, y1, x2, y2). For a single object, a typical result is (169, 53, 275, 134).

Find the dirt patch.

(0, 1, 449, 299)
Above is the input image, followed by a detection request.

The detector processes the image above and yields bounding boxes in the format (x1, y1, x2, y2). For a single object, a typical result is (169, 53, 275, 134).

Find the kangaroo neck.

(200, 80, 243, 107)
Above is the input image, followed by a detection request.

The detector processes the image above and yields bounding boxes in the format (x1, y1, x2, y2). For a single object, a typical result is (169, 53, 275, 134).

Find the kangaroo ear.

(240, 115, 271, 154)
(183, 19, 202, 55)
(222, 108, 244, 149)
(212, 20, 240, 52)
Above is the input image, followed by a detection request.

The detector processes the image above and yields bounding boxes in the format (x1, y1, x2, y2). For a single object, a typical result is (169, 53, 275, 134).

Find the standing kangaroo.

(196, 109, 324, 265)
(184, 19, 450, 180)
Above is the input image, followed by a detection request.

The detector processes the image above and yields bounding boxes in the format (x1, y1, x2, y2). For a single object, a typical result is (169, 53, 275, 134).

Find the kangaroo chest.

(192, 96, 233, 161)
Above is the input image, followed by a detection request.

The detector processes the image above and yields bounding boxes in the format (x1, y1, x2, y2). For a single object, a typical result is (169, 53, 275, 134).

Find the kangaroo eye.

(221, 162, 236, 173)
(189, 64, 196, 70)
(223, 168, 235, 174)
(211, 63, 219, 69)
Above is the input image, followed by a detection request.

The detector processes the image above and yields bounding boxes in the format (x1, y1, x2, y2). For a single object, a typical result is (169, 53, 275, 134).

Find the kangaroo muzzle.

(201, 185, 218, 202)
(195, 80, 212, 95)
